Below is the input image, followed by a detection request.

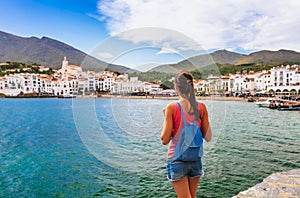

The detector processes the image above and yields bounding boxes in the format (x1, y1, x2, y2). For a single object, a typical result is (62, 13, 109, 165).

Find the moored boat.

(256, 98, 277, 108)
(247, 97, 256, 102)
(277, 104, 300, 111)
(58, 94, 76, 98)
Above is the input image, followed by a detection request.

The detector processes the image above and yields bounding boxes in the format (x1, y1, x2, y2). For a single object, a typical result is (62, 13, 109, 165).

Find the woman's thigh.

(189, 176, 201, 198)
(172, 176, 191, 198)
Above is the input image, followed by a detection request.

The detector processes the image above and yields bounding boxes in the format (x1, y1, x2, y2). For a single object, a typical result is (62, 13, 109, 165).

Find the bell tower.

(62, 56, 68, 70)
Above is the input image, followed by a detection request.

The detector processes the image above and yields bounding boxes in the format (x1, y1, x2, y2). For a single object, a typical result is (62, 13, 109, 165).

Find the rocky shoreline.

(233, 169, 300, 198)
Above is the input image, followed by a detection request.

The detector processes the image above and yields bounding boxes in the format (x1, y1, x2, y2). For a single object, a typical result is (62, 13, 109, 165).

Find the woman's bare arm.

(200, 103, 212, 142)
(160, 103, 173, 145)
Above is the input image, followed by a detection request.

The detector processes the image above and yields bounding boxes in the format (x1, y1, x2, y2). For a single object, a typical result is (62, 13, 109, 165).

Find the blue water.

(0, 98, 299, 197)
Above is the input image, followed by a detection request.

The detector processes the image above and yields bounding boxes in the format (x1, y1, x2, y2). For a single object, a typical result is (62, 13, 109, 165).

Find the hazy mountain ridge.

(152, 49, 300, 74)
(0, 31, 134, 73)
(207, 49, 247, 64)
(238, 49, 300, 65)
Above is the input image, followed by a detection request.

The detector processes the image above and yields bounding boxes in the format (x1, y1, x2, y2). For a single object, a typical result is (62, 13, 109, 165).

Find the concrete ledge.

(233, 169, 300, 198)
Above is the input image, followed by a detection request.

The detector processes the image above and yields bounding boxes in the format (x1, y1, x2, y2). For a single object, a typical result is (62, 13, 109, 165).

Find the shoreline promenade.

(0, 93, 247, 101)
(96, 94, 247, 101)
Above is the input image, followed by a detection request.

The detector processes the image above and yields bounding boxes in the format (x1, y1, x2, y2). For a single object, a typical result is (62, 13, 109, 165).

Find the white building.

(243, 71, 256, 94)
(207, 74, 220, 94)
(112, 75, 146, 95)
(148, 83, 163, 95)
(268, 65, 300, 95)
(218, 76, 230, 94)
(254, 70, 272, 91)
(0, 57, 119, 96)
(1, 57, 300, 97)
(0, 74, 21, 96)
(194, 80, 210, 93)
(96, 71, 116, 92)
(229, 74, 245, 93)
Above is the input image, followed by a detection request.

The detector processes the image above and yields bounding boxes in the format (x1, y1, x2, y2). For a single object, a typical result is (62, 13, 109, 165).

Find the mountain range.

(0, 31, 134, 73)
(151, 49, 300, 74)
(1, 30, 300, 74)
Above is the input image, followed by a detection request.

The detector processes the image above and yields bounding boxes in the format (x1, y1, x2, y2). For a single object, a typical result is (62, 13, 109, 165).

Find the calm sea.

(0, 98, 299, 198)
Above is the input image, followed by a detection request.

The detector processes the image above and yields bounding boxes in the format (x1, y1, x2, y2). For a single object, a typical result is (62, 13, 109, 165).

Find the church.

(57, 56, 82, 79)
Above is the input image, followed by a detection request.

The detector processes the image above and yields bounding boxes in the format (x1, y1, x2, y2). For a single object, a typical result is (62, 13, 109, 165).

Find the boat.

(5, 92, 57, 98)
(269, 103, 279, 109)
(277, 103, 300, 111)
(256, 98, 277, 108)
(247, 97, 256, 102)
(277, 105, 300, 111)
(57, 94, 76, 98)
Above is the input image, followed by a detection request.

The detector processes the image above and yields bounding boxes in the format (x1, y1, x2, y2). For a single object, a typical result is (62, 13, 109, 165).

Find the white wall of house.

(98, 77, 115, 92)
(194, 80, 210, 92)
(111, 77, 157, 94)
(230, 74, 245, 92)
(255, 71, 272, 91)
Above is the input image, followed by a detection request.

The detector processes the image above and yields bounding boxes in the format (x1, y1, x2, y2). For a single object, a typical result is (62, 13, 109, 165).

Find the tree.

(160, 80, 174, 90)
(190, 70, 202, 79)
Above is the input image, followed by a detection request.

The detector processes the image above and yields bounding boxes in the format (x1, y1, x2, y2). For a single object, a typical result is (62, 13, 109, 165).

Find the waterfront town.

(0, 56, 300, 98)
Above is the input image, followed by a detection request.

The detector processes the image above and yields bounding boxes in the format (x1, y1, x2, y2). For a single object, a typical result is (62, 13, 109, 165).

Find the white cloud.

(97, 52, 114, 59)
(96, 0, 300, 53)
(115, 27, 204, 52)
(157, 46, 179, 55)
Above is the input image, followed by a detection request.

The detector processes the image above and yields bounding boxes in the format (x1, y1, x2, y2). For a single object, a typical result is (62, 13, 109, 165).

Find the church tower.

(61, 56, 69, 80)
(62, 56, 68, 70)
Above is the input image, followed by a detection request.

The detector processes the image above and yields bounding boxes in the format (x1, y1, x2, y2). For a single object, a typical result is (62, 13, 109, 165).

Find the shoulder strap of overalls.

(177, 102, 202, 125)
(176, 102, 187, 126)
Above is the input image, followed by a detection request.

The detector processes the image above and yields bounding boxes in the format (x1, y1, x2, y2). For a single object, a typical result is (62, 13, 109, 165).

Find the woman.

(160, 71, 212, 198)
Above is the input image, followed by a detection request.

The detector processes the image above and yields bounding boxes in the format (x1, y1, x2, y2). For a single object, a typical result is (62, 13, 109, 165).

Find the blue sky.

(0, 0, 107, 52)
(1, 0, 300, 70)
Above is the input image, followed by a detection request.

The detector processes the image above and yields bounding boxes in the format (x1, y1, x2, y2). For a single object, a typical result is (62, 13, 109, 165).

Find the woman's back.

(160, 71, 212, 198)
